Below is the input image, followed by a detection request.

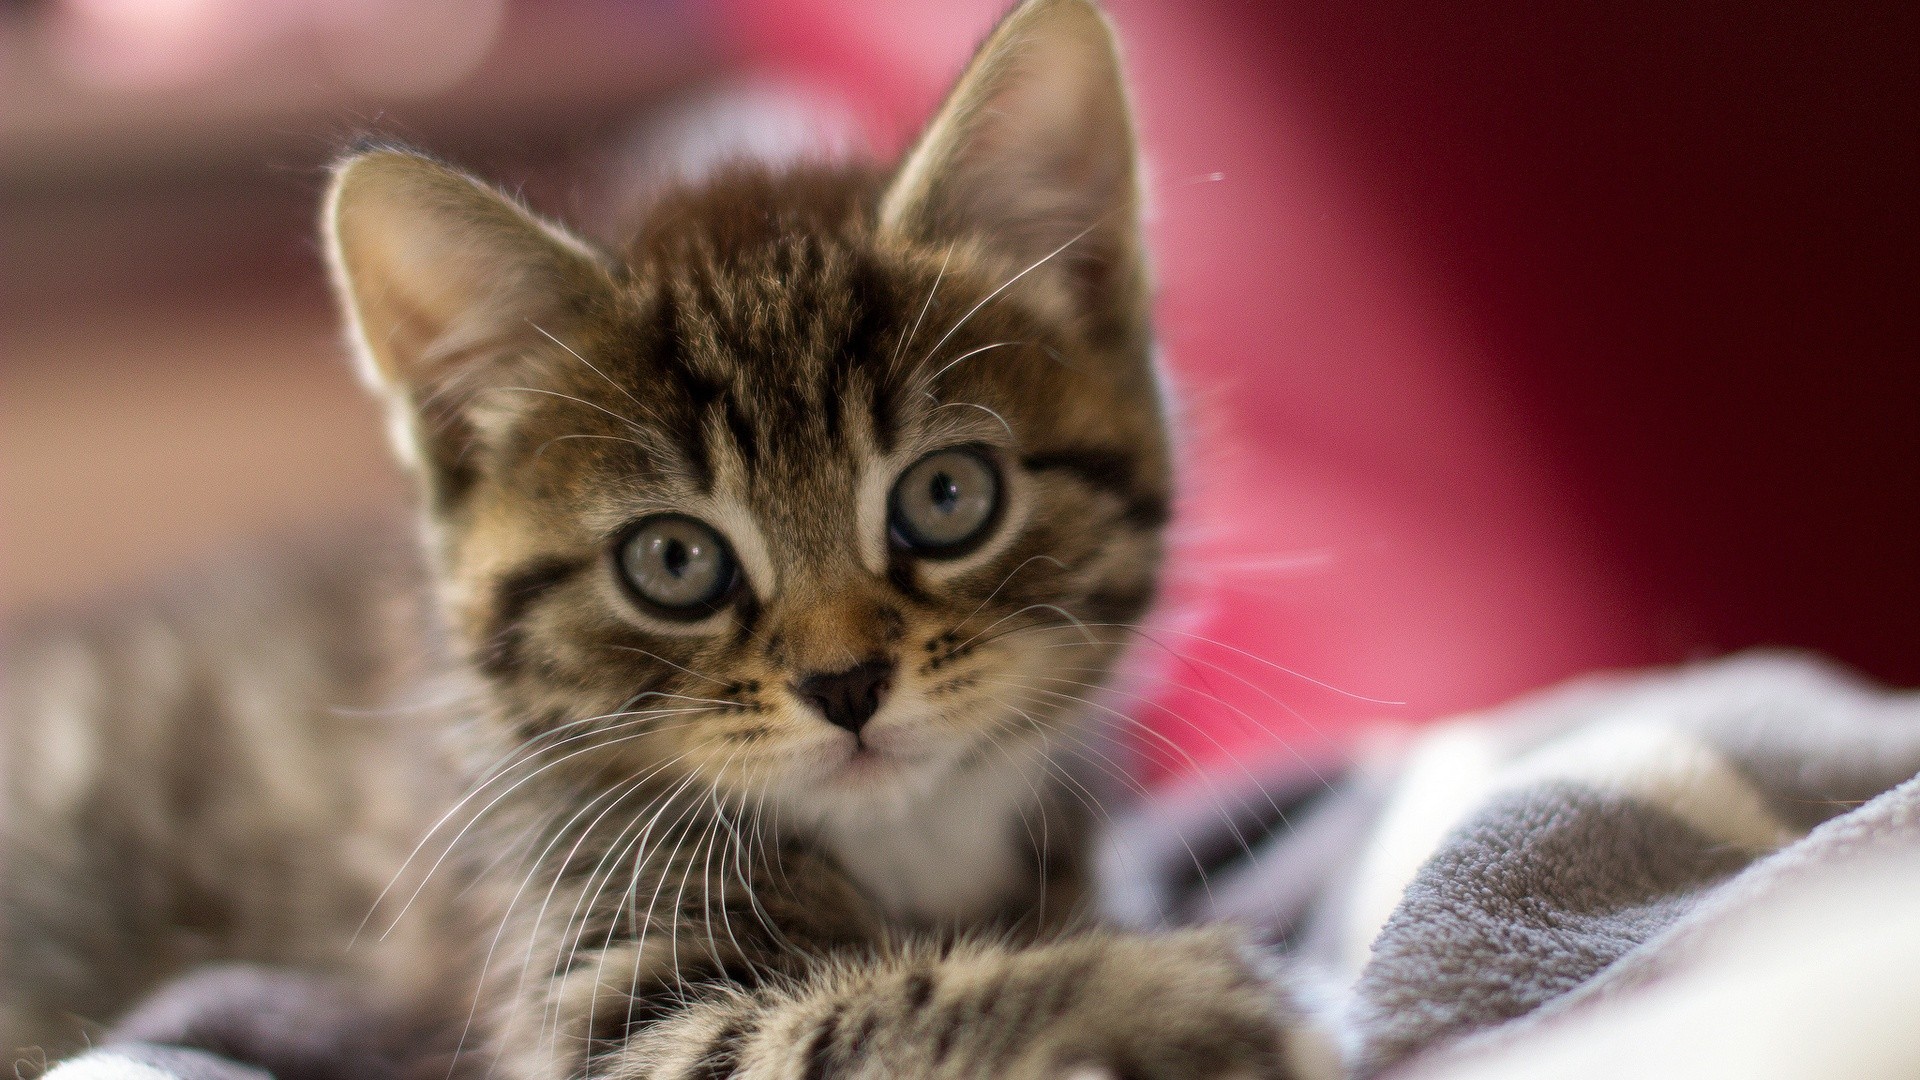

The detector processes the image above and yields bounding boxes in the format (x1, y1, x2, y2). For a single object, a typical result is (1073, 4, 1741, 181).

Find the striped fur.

(4, 2, 1292, 1077)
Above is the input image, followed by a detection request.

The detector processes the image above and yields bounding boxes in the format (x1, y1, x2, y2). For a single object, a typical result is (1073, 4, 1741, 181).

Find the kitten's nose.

(794, 659, 894, 735)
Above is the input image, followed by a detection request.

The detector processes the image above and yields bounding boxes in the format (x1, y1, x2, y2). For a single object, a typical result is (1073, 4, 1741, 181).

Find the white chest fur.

(815, 756, 1045, 925)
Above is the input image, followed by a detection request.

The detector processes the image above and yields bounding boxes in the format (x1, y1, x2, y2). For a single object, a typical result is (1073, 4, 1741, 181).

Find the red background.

(720, 0, 1920, 773)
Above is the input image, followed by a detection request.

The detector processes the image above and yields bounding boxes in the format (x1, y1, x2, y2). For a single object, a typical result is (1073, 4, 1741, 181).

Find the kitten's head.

(325, 0, 1167, 815)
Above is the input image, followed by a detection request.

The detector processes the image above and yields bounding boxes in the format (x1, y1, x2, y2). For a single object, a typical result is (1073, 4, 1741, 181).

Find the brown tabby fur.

(2, 2, 1294, 1076)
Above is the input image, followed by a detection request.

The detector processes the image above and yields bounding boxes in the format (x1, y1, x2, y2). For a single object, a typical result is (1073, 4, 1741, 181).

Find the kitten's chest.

(816, 761, 1059, 927)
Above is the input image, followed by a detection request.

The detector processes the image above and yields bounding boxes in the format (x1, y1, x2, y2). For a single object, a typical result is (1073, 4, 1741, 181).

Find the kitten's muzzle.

(793, 659, 894, 736)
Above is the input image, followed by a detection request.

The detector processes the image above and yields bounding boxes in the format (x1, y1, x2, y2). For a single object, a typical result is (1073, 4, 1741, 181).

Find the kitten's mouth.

(836, 745, 893, 779)
(817, 728, 929, 785)
(809, 745, 905, 791)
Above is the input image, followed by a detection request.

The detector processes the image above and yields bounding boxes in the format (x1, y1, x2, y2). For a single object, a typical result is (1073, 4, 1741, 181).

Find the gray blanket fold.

(1104, 650, 1920, 1077)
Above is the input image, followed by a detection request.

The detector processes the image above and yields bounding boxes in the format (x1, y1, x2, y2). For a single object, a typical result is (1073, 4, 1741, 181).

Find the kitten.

(4, 1, 1294, 1076)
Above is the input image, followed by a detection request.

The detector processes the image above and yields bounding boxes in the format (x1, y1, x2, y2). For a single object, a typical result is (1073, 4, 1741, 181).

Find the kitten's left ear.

(323, 148, 613, 492)
(880, 0, 1146, 340)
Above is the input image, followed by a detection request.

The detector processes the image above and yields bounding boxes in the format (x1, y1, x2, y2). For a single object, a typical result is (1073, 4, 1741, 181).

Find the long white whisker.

(959, 555, 1069, 628)
(458, 753, 691, 1078)
(1035, 625, 1349, 762)
(447, 803, 566, 1080)
(531, 432, 656, 460)
(529, 321, 660, 424)
(918, 340, 1024, 390)
(912, 222, 1098, 386)
(978, 617, 1368, 760)
(572, 767, 725, 1050)
(887, 243, 955, 383)
(985, 692, 1228, 914)
(696, 768, 746, 974)
(365, 704, 712, 942)
(492, 386, 654, 437)
(1097, 623, 1404, 706)
(927, 399, 1016, 438)
(535, 767, 709, 1065)
(993, 674, 1299, 857)
(664, 749, 743, 997)
(607, 647, 739, 688)
(990, 635, 1334, 783)
(953, 601, 1095, 654)
(633, 768, 733, 1006)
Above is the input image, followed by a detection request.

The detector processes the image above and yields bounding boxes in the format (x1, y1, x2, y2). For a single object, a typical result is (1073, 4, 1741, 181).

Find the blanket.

(1104, 650, 1920, 1077)
(46, 652, 1920, 1079)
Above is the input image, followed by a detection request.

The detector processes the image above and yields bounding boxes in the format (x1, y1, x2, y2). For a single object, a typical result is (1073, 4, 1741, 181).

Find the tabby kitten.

(5, 0, 1295, 1076)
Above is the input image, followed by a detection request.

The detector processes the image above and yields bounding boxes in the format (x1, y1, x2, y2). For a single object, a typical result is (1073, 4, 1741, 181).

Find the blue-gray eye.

(890, 448, 1000, 555)
(618, 516, 736, 613)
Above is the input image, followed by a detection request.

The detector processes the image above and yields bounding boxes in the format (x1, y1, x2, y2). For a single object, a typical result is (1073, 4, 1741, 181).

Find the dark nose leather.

(794, 659, 894, 735)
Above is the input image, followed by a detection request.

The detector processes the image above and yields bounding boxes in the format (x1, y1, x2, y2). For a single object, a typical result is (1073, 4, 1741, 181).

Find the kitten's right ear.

(324, 149, 611, 493)
(879, 0, 1146, 344)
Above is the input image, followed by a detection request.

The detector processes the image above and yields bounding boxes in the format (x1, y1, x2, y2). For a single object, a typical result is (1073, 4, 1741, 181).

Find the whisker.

(989, 672, 1257, 796)
(1041, 628, 1346, 761)
(361, 703, 712, 943)
(531, 767, 709, 1065)
(607, 765, 737, 1033)
(1097, 623, 1403, 706)
(962, 718, 1058, 920)
(911, 221, 1100, 389)
(918, 340, 1024, 391)
(731, 770, 792, 950)
(991, 673, 1312, 831)
(663, 760, 738, 1001)
(993, 633, 1339, 784)
(927, 398, 1016, 438)
(531, 432, 656, 461)
(985, 688, 1247, 915)
(953, 601, 1095, 654)
(623, 782, 711, 961)
(571, 767, 729, 1050)
(886, 242, 955, 384)
(607, 647, 740, 688)
(956, 555, 1069, 628)
(975, 618, 1363, 759)
(637, 768, 736, 1006)
(529, 321, 661, 424)
(696, 762, 750, 975)
(490, 386, 655, 438)
(444, 808, 558, 1080)
(455, 749, 697, 1078)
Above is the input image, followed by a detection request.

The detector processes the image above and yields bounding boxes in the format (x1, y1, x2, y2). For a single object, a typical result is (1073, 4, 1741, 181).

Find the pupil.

(662, 538, 690, 577)
(928, 472, 960, 512)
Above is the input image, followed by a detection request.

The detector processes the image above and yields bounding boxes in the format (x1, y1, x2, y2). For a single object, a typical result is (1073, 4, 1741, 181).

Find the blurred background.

(3, 0, 1915, 775)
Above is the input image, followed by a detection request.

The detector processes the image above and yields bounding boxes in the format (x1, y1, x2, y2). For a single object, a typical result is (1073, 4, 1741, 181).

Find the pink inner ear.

(723, 0, 1916, 780)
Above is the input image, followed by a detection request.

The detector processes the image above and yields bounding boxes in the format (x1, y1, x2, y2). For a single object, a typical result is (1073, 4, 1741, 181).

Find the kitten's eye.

(617, 516, 737, 615)
(890, 448, 1001, 556)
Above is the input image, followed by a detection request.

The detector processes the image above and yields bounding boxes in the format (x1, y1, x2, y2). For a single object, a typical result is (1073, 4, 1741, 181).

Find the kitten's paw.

(999, 930, 1298, 1080)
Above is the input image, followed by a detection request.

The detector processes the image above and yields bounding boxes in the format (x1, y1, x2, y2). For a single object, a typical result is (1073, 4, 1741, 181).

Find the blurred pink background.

(4, 0, 1915, 777)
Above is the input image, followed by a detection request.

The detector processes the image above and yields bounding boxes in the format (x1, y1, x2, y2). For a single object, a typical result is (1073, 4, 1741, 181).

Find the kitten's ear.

(324, 149, 611, 492)
(879, 0, 1145, 339)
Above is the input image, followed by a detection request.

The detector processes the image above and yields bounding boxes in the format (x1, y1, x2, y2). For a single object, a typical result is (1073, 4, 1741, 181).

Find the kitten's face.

(446, 182, 1164, 813)
(328, 0, 1160, 815)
